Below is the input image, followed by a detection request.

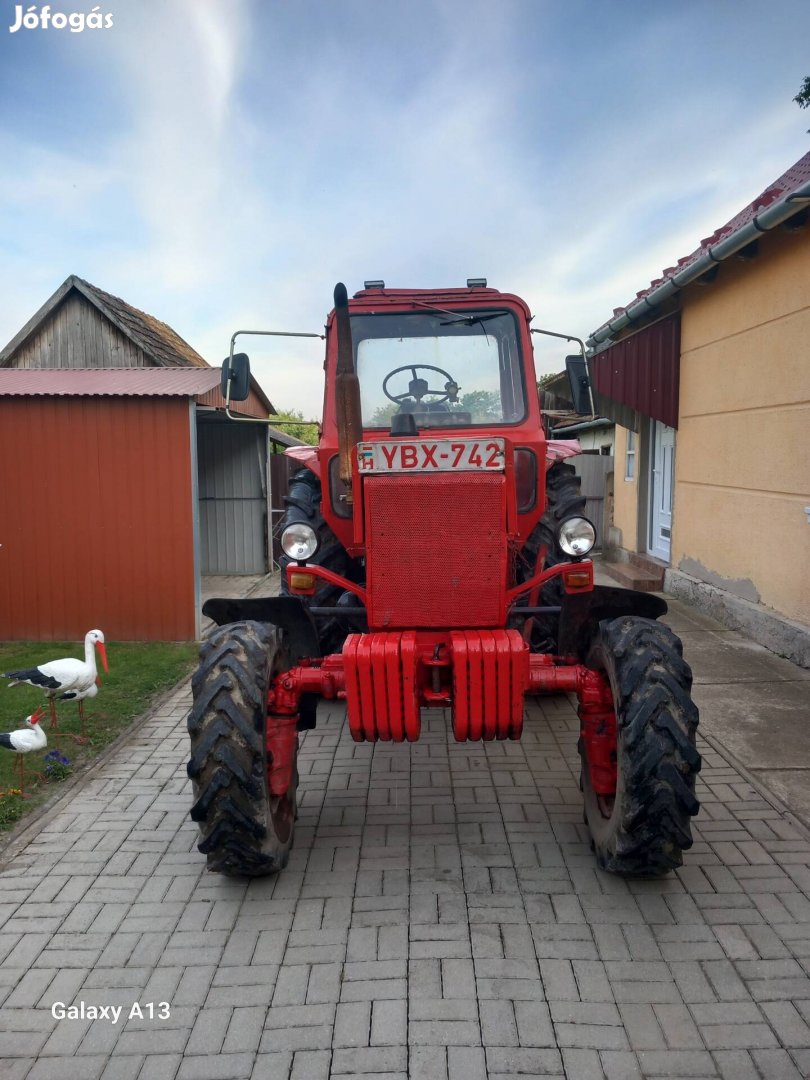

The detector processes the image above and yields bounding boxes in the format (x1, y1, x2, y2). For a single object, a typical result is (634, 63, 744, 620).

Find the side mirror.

(565, 355, 592, 415)
(221, 352, 251, 402)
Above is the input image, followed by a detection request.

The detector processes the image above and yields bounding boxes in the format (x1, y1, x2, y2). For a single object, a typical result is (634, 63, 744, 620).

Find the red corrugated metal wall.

(196, 384, 271, 419)
(590, 313, 681, 428)
(0, 397, 196, 640)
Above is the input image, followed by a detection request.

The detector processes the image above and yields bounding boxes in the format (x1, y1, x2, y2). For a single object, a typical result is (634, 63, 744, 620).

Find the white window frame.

(625, 429, 636, 481)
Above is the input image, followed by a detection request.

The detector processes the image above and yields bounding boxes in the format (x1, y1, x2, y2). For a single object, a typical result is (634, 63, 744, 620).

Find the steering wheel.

(382, 364, 459, 406)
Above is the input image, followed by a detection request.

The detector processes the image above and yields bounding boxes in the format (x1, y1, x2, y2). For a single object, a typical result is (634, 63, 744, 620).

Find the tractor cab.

(350, 305, 524, 430)
(325, 282, 536, 434)
(314, 283, 551, 568)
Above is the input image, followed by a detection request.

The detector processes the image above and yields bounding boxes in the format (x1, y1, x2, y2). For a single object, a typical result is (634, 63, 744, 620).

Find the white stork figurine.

(0, 707, 47, 795)
(4, 629, 108, 732)
(59, 678, 101, 740)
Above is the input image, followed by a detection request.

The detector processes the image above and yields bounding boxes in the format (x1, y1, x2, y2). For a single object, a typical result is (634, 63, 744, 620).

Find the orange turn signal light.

(289, 571, 316, 593)
(563, 569, 592, 590)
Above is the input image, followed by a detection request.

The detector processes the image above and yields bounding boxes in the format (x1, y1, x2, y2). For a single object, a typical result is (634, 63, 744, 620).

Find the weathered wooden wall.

(269, 453, 299, 565)
(8, 294, 151, 369)
(572, 454, 613, 549)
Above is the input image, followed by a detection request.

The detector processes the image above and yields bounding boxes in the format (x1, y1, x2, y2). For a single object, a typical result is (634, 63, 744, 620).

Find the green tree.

(270, 407, 320, 446)
(537, 372, 560, 392)
(370, 390, 502, 426)
(370, 401, 398, 427)
(795, 75, 810, 110)
(795, 76, 810, 131)
(452, 390, 502, 420)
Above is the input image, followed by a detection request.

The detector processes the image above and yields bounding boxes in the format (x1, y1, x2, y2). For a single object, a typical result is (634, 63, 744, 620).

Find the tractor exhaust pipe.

(334, 282, 363, 490)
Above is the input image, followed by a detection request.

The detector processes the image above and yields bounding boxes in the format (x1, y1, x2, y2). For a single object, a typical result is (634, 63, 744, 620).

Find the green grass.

(0, 641, 199, 831)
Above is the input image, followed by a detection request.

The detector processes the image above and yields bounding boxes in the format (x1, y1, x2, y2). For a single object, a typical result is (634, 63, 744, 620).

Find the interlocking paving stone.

(2, 668, 810, 1078)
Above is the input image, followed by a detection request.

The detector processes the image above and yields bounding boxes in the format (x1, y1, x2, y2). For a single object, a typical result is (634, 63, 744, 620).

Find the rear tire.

(518, 460, 587, 650)
(187, 620, 297, 877)
(581, 616, 701, 876)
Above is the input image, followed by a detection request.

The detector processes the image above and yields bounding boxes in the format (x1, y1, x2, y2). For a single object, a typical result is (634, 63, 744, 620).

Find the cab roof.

(348, 286, 532, 320)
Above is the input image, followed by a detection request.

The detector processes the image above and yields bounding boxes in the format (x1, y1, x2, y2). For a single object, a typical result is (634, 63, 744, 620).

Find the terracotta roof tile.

(590, 150, 810, 340)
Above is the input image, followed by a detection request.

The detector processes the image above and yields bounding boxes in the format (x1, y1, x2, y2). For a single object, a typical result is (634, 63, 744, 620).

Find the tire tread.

(584, 615, 700, 876)
(186, 620, 295, 877)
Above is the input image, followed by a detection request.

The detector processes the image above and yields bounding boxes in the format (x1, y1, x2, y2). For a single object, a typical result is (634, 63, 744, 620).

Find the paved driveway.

(2, 617, 810, 1079)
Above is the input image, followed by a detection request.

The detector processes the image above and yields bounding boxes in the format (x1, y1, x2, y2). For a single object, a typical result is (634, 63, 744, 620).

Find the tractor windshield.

(350, 309, 526, 428)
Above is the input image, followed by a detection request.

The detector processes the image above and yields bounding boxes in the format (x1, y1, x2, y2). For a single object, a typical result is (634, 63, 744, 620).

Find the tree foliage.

(537, 372, 561, 391)
(795, 75, 810, 110)
(370, 389, 502, 427)
(456, 390, 502, 420)
(270, 408, 320, 446)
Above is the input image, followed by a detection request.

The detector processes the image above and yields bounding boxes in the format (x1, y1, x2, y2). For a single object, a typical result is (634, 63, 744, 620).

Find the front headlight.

(558, 517, 596, 557)
(281, 523, 318, 561)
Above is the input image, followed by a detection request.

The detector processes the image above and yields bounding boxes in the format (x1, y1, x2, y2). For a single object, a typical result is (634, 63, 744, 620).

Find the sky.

(1, 0, 809, 416)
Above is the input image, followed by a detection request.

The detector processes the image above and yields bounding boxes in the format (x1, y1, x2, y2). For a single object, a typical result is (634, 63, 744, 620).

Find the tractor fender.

(557, 585, 668, 662)
(202, 596, 321, 666)
(284, 445, 319, 473)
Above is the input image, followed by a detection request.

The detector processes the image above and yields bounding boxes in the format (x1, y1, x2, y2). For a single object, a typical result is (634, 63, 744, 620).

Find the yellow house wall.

(612, 424, 639, 549)
(674, 228, 810, 623)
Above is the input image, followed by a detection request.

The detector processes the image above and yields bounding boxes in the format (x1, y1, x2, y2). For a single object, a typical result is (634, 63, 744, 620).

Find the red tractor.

(187, 281, 700, 878)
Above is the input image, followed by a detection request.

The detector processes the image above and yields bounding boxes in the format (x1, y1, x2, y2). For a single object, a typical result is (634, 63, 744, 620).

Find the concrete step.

(601, 560, 664, 593)
(628, 551, 668, 578)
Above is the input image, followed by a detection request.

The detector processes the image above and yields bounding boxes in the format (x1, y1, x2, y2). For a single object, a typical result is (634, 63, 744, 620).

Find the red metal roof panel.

(0, 366, 276, 418)
(0, 367, 222, 396)
(590, 313, 681, 428)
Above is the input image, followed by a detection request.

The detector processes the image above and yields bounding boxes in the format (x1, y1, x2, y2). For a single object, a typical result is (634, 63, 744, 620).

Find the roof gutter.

(587, 182, 810, 348)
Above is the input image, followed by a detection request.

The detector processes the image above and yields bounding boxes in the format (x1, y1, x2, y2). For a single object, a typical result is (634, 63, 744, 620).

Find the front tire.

(581, 616, 701, 875)
(187, 621, 297, 877)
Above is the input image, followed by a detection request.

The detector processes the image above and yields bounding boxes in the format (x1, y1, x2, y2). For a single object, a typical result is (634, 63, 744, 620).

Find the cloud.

(1, 0, 808, 407)
(521, 92, 809, 372)
(98, 0, 258, 291)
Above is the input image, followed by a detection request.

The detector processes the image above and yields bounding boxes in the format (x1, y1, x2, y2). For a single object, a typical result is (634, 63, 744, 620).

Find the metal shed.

(0, 367, 279, 641)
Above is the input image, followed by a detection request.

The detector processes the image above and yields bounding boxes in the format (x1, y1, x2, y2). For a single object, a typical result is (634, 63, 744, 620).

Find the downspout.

(588, 182, 810, 347)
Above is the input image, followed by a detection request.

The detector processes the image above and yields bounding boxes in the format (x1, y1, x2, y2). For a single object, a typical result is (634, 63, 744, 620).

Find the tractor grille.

(364, 472, 507, 629)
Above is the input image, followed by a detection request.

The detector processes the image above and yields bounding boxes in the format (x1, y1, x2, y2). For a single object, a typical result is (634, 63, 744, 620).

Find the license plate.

(357, 438, 505, 473)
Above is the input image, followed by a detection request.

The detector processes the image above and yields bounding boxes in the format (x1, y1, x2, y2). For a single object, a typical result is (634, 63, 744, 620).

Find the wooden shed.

(0, 276, 297, 641)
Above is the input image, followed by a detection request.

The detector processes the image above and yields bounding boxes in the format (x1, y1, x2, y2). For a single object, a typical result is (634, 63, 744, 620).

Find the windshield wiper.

(403, 298, 509, 326)
(438, 312, 506, 327)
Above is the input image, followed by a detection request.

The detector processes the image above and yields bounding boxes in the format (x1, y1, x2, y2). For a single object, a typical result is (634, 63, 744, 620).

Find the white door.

(649, 422, 675, 562)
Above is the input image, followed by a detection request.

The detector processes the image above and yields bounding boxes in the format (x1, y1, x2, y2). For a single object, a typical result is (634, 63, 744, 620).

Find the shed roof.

(0, 275, 209, 369)
(0, 366, 276, 417)
(0, 367, 221, 396)
(589, 150, 810, 344)
(264, 425, 308, 448)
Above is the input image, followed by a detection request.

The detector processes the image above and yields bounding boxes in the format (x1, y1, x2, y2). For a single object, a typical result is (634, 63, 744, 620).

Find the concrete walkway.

(671, 602, 810, 824)
(2, 592, 810, 1079)
(200, 573, 278, 637)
